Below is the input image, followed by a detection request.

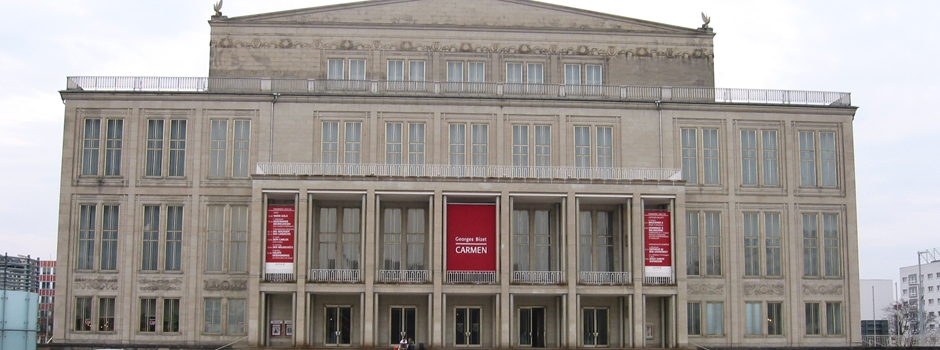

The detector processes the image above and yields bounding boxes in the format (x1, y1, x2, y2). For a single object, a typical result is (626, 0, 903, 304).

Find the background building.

(859, 279, 893, 337)
(38, 260, 56, 344)
(1, 254, 40, 350)
(53, 0, 860, 348)
(899, 249, 940, 331)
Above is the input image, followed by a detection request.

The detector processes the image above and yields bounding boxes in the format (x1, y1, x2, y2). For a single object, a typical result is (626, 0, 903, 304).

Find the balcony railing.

(265, 273, 294, 282)
(579, 272, 631, 285)
(378, 270, 429, 283)
(309, 269, 360, 283)
(256, 163, 682, 182)
(863, 335, 940, 347)
(512, 271, 563, 285)
(446, 271, 497, 284)
(65, 76, 852, 107)
(643, 276, 675, 285)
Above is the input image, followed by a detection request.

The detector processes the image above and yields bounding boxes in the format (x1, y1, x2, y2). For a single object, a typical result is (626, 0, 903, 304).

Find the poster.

(446, 204, 497, 271)
(265, 205, 295, 274)
(644, 211, 672, 277)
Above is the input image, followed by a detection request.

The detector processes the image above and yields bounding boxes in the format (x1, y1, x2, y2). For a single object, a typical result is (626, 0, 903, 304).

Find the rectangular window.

(826, 302, 843, 335)
(328, 59, 344, 80)
(228, 299, 246, 334)
(410, 61, 426, 81)
(316, 206, 361, 271)
(164, 299, 180, 332)
(800, 131, 838, 187)
(745, 302, 761, 335)
(805, 302, 821, 335)
(142, 205, 160, 271)
(146, 119, 187, 177)
(512, 125, 552, 169)
(209, 119, 250, 178)
(206, 205, 248, 273)
(381, 206, 427, 271)
(687, 211, 721, 276)
(98, 297, 115, 332)
(740, 129, 778, 186)
(447, 62, 463, 82)
(74, 297, 92, 331)
(804, 212, 841, 277)
(81, 118, 123, 176)
(535, 125, 551, 167)
(386, 122, 402, 165)
(681, 128, 720, 185)
(322, 121, 362, 164)
(512, 125, 528, 167)
(388, 60, 404, 81)
(574, 126, 612, 168)
(578, 210, 615, 273)
(78, 204, 119, 271)
(506, 63, 543, 93)
(448, 123, 488, 167)
(322, 121, 339, 163)
(706, 302, 723, 335)
(140, 204, 184, 272)
(468, 62, 485, 82)
(512, 208, 554, 272)
(385, 122, 426, 166)
(165, 206, 183, 271)
(687, 302, 702, 335)
(768, 302, 783, 335)
(408, 123, 425, 165)
(140, 298, 157, 332)
(744, 212, 782, 277)
(204, 298, 222, 334)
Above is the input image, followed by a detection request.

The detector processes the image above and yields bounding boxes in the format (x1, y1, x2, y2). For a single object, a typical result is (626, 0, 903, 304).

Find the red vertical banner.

(644, 211, 672, 277)
(446, 204, 497, 271)
(265, 205, 295, 274)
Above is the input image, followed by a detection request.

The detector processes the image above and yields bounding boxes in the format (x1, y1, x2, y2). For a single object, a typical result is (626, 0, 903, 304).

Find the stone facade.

(53, 0, 859, 349)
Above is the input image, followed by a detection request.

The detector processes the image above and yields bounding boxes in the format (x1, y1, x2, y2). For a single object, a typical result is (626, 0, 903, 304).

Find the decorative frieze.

(204, 279, 248, 291)
(743, 283, 785, 296)
(688, 283, 724, 296)
(74, 277, 118, 291)
(803, 284, 844, 296)
(209, 37, 713, 59)
(138, 277, 182, 292)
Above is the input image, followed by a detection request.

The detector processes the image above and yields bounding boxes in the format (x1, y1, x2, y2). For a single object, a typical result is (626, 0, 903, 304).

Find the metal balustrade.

(511, 271, 563, 284)
(264, 273, 294, 282)
(863, 335, 940, 347)
(446, 271, 497, 284)
(65, 76, 852, 107)
(256, 163, 682, 182)
(578, 272, 631, 285)
(643, 276, 674, 285)
(309, 269, 361, 283)
(378, 270, 429, 283)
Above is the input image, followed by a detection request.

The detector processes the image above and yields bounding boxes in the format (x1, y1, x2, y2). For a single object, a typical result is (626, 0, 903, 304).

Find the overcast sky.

(1, 0, 937, 286)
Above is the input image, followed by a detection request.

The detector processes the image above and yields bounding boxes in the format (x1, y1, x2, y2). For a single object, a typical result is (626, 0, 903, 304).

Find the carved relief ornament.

(138, 277, 182, 292)
(802, 284, 844, 296)
(688, 283, 724, 296)
(204, 279, 248, 291)
(74, 277, 118, 291)
(743, 283, 785, 296)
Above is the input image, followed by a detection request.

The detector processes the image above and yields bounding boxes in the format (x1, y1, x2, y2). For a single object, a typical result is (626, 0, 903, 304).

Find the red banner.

(266, 206, 295, 264)
(644, 211, 671, 267)
(446, 204, 497, 271)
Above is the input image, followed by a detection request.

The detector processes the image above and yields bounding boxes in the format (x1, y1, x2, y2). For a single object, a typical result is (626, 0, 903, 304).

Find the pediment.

(219, 0, 701, 34)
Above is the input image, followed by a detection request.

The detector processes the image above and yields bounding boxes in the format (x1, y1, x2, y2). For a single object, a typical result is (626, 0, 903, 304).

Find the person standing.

(399, 337, 409, 350)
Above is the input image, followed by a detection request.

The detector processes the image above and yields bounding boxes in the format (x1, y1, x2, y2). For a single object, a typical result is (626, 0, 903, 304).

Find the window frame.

(205, 204, 250, 274)
(511, 123, 552, 168)
(739, 128, 780, 187)
(140, 204, 185, 272)
(313, 202, 362, 271)
(511, 204, 559, 273)
(801, 211, 842, 278)
(203, 297, 247, 335)
(73, 296, 117, 333)
(448, 122, 490, 167)
(320, 120, 364, 165)
(144, 118, 188, 178)
(686, 210, 722, 277)
(798, 129, 840, 188)
(688, 301, 724, 337)
(80, 117, 124, 177)
(681, 127, 722, 186)
(380, 203, 429, 272)
(573, 125, 614, 169)
(208, 118, 251, 179)
(742, 211, 783, 278)
(577, 207, 620, 274)
(744, 301, 785, 337)
(384, 121, 427, 166)
(76, 203, 120, 272)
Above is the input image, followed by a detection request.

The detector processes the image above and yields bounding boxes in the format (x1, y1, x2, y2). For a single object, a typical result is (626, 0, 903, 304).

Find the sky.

(1, 0, 937, 286)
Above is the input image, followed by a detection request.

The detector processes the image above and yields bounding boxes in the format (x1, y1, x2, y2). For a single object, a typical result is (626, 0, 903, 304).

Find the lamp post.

(917, 250, 928, 342)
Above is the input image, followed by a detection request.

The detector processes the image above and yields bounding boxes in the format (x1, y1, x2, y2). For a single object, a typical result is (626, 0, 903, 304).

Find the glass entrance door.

(325, 306, 352, 345)
(519, 307, 545, 347)
(455, 307, 482, 346)
(582, 308, 608, 347)
(390, 307, 416, 345)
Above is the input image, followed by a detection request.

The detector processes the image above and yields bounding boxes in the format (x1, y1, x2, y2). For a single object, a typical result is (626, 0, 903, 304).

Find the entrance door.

(390, 307, 417, 344)
(455, 307, 482, 346)
(519, 307, 545, 347)
(325, 306, 352, 345)
(582, 308, 608, 347)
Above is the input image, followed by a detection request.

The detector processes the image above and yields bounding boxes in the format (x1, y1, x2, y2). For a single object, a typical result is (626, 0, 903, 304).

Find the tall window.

(386, 122, 425, 165)
(141, 205, 183, 272)
(77, 204, 119, 271)
(746, 301, 784, 336)
(740, 129, 778, 186)
(512, 125, 551, 167)
(387, 60, 426, 90)
(805, 302, 821, 335)
(321, 121, 362, 164)
(140, 298, 157, 332)
(81, 118, 123, 176)
(687, 302, 702, 336)
(707, 302, 724, 335)
(681, 128, 720, 185)
(826, 302, 843, 335)
(206, 204, 249, 273)
(209, 119, 250, 178)
(74, 297, 92, 331)
(98, 297, 115, 332)
(578, 210, 615, 273)
(449, 123, 488, 166)
(164, 298, 180, 332)
(799, 131, 838, 187)
(513, 208, 554, 272)
(743, 212, 782, 277)
(803, 213, 841, 277)
(686, 211, 721, 276)
(205, 298, 246, 335)
(145, 119, 187, 177)
(574, 126, 613, 168)
(381, 206, 427, 271)
(768, 302, 784, 335)
(315, 205, 361, 271)
(745, 302, 762, 335)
